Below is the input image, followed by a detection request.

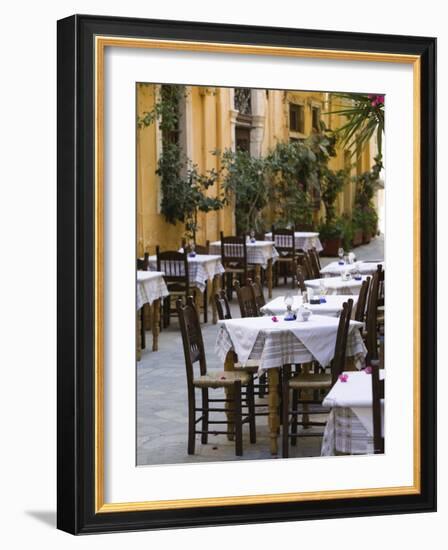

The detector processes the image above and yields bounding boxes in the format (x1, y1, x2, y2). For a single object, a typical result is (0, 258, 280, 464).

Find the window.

(289, 103, 305, 133)
(311, 106, 321, 132)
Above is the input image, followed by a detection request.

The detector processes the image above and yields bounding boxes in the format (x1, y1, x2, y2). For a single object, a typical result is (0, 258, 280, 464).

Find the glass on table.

(250, 229, 256, 243)
(284, 293, 295, 320)
(188, 240, 196, 257)
(338, 247, 345, 265)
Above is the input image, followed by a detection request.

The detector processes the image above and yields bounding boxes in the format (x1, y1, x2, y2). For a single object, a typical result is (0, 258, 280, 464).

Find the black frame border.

(57, 14, 436, 534)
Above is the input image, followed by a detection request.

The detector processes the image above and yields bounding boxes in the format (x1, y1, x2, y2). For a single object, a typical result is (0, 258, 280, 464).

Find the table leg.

(255, 264, 261, 284)
(268, 368, 280, 455)
(224, 350, 235, 441)
(151, 298, 160, 352)
(136, 311, 142, 361)
(267, 259, 273, 299)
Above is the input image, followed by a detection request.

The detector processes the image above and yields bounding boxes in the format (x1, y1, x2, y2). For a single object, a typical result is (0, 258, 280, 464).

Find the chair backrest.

(355, 277, 371, 322)
(365, 266, 382, 362)
(156, 247, 189, 291)
(234, 280, 259, 318)
(296, 265, 307, 292)
(220, 233, 247, 271)
(331, 299, 354, 384)
(214, 290, 232, 320)
(371, 362, 385, 453)
(177, 297, 207, 387)
(137, 252, 149, 271)
(181, 239, 210, 255)
(302, 252, 314, 279)
(249, 277, 265, 313)
(271, 226, 295, 257)
(308, 247, 321, 275)
(377, 264, 385, 307)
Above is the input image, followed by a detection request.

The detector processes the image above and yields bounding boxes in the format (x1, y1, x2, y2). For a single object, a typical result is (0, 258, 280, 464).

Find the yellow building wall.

(137, 84, 374, 254)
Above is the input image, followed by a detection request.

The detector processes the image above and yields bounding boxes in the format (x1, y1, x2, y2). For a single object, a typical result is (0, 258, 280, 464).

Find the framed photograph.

(57, 14, 436, 534)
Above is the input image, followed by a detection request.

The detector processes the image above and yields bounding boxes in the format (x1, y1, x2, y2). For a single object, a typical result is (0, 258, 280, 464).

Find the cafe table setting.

(209, 239, 279, 297)
(136, 270, 169, 356)
(215, 312, 367, 454)
(305, 274, 370, 295)
(261, 293, 358, 318)
(320, 260, 385, 277)
(320, 369, 385, 456)
(265, 231, 323, 252)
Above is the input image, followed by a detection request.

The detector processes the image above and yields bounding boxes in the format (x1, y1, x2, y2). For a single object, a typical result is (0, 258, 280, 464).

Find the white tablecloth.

(136, 271, 169, 310)
(305, 275, 369, 295)
(261, 294, 358, 318)
(215, 315, 366, 372)
(265, 231, 323, 252)
(321, 370, 385, 455)
(209, 240, 279, 269)
(148, 254, 224, 292)
(320, 261, 384, 277)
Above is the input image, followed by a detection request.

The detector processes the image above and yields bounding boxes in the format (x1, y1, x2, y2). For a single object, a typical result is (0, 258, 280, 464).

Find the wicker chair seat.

(234, 358, 260, 373)
(193, 370, 252, 389)
(289, 372, 332, 390)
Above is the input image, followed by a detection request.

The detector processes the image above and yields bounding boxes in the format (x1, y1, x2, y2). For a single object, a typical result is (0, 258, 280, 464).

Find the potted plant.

(318, 218, 344, 256)
(351, 210, 364, 246)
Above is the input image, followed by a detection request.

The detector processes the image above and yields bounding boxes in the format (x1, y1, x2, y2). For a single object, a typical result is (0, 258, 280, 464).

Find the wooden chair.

(296, 265, 307, 293)
(234, 280, 259, 318)
(354, 277, 371, 322)
(220, 233, 254, 301)
(281, 299, 354, 457)
(180, 240, 211, 323)
(156, 247, 192, 327)
(248, 277, 266, 314)
(137, 252, 150, 271)
(136, 252, 150, 350)
(181, 239, 210, 255)
(307, 248, 321, 279)
(177, 297, 256, 456)
(365, 266, 382, 363)
(302, 252, 315, 280)
(271, 227, 297, 288)
(214, 290, 268, 400)
(371, 361, 385, 454)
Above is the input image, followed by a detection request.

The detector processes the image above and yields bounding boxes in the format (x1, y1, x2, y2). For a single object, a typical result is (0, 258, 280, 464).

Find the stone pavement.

(137, 235, 384, 466)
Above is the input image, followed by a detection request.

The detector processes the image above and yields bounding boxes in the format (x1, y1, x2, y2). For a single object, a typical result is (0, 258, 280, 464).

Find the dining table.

(305, 275, 370, 295)
(137, 270, 169, 356)
(147, 253, 225, 323)
(320, 260, 384, 277)
(215, 314, 367, 454)
(265, 231, 323, 252)
(208, 240, 279, 298)
(321, 369, 385, 456)
(260, 294, 359, 318)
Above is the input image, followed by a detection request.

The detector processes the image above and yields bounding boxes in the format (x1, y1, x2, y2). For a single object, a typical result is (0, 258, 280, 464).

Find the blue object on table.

(338, 260, 345, 265)
(353, 275, 362, 280)
(320, 297, 327, 303)
(188, 251, 196, 257)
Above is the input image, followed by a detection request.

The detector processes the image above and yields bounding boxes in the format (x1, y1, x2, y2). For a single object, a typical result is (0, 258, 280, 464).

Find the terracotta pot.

(321, 237, 343, 256)
(353, 229, 363, 247)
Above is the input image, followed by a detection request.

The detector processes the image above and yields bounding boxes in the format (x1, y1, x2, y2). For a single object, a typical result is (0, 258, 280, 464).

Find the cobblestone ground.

(137, 235, 384, 466)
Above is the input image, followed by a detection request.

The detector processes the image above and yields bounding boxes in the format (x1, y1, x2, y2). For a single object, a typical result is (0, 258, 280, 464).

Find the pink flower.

(272, 316, 279, 322)
(338, 374, 349, 383)
(220, 376, 226, 380)
(364, 366, 372, 374)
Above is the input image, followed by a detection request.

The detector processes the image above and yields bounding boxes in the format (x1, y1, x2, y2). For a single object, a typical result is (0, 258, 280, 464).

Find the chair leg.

(258, 372, 266, 398)
(291, 261, 297, 289)
(247, 378, 256, 444)
(282, 366, 291, 458)
(234, 381, 243, 456)
(291, 389, 298, 446)
(140, 308, 146, 350)
(226, 272, 233, 301)
(187, 389, 196, 455)
(201, 388, 209, 444)
(203, 286, 208, 324)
